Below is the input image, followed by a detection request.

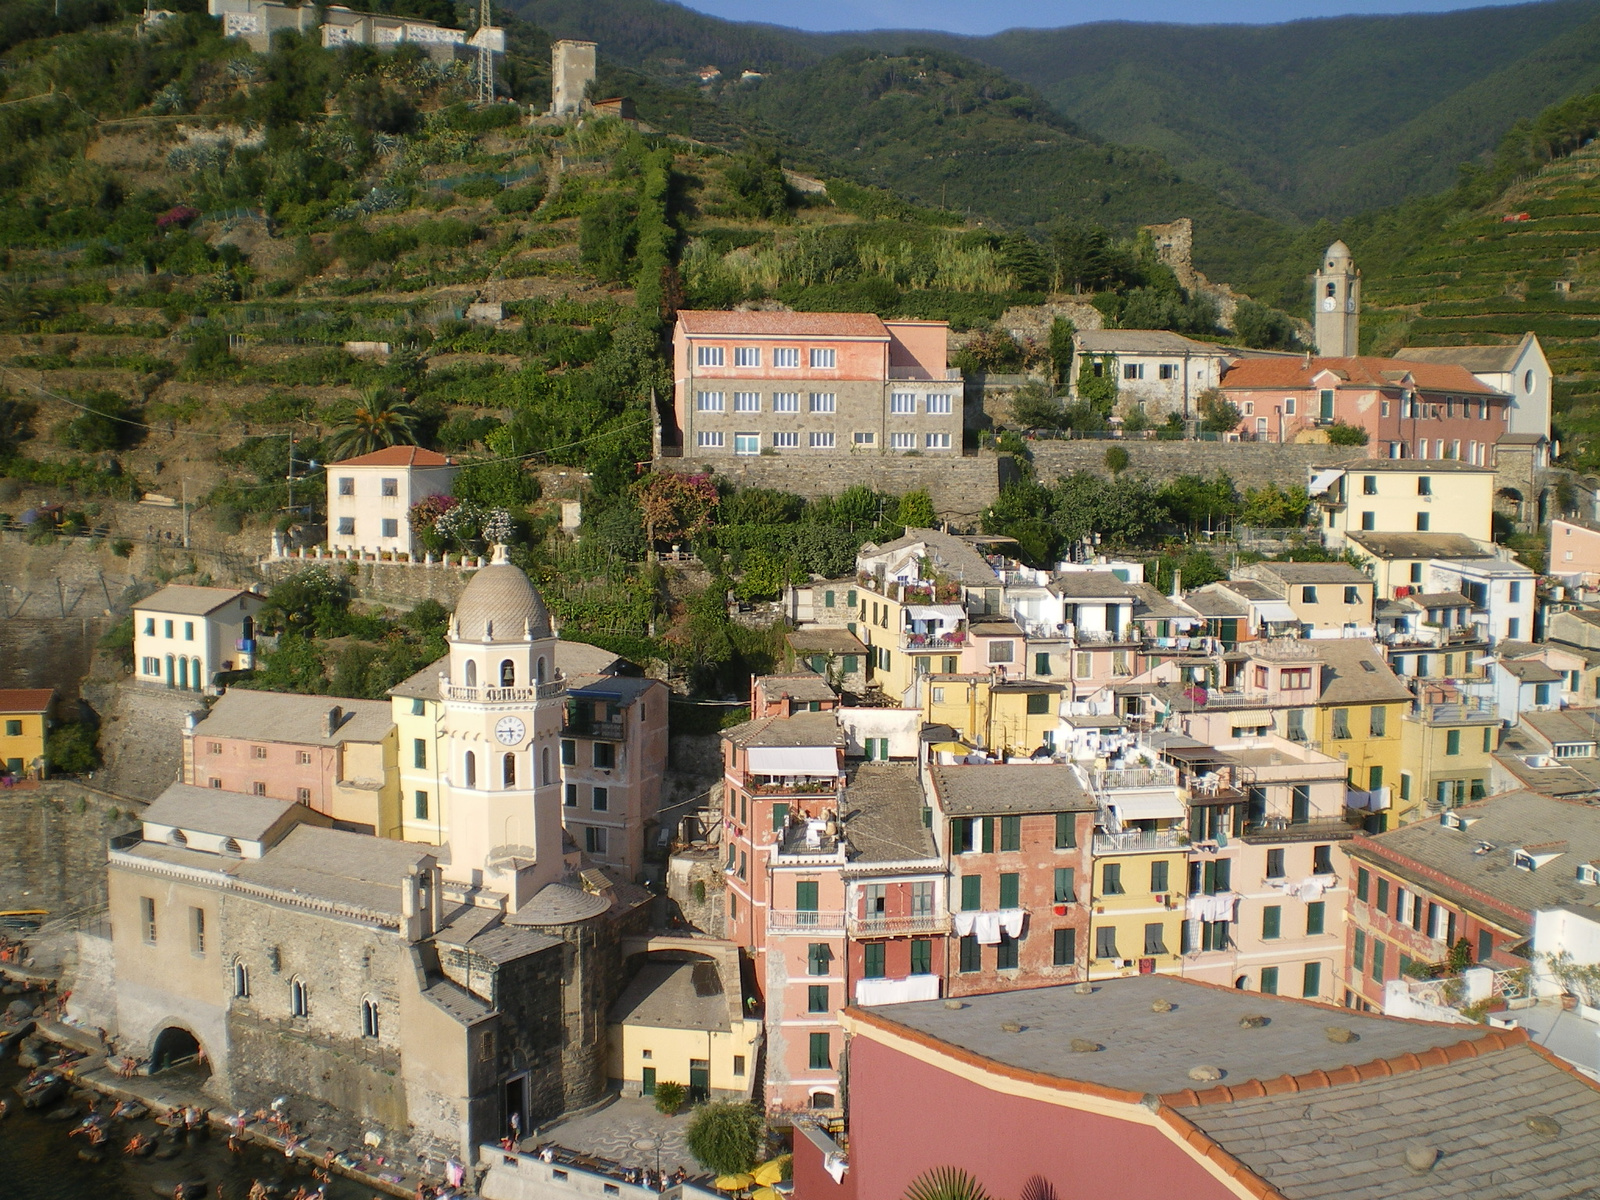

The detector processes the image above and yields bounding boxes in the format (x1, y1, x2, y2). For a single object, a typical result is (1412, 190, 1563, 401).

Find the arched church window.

(541, 746, 551, 786)
(465, 751, 477, 788)
(1325, 282, 1336, 298)
(360, 998, 379, 1039)
(501, 659, 515, 687)
(465, 660, 477, 688)
(503, 753, 516, 788)
(537, 657, 547, 683)
(290, 977, 309, 1018)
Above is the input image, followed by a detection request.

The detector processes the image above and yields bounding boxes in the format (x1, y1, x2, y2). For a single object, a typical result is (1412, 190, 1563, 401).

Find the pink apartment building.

(183, 690, 399, 837)
(1219, 356, 1509, 462)
(668, 311, 961, 458)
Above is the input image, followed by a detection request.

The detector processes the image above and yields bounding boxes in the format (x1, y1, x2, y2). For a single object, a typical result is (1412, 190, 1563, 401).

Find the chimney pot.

(326, 705, 342, 736)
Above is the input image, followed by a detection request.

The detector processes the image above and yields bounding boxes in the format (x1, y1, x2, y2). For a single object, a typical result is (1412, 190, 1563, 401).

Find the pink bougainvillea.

(156, 205, 201, 231)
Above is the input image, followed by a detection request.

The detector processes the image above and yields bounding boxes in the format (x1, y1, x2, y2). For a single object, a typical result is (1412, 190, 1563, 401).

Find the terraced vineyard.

(1359, 143, 1600, 465)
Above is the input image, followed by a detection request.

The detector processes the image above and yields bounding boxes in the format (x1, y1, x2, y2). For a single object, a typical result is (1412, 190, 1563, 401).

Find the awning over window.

(747, 746, 839, 775)
(1110, 791, 1187, 822)
(1255, 601, 1299, 624)
(1309, 468, 1345, 496)
(906, 605, 965, 623)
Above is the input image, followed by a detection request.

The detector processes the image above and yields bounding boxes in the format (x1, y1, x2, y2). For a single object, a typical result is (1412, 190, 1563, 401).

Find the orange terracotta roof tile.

(1220, 355, 1501, 395)
(675, 310, 891, 338)
(0, 689, 54, 713)
(333, 446, 454, 468)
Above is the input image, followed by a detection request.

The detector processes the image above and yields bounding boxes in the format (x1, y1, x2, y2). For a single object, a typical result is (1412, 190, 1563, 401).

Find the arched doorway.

(150, 1026, 208, 1076)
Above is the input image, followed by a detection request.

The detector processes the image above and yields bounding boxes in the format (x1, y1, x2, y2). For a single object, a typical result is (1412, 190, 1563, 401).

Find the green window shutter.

(1306, 901, 1325, 936)
(1483, 726, 1493, 752)
(1376, 878, 1389, 912)
(1262, 906, 1281, 940)
(999, 873, 1019, 908)
(1150, 860, 1169, 893)
(843, 655, 857, 673)
(796, 880, 818, 912)
(772, 803, 788, 832)
(1302, 962, 1322, 997)
(863, 942, 885, 978)
(1053, 928, 1075, 966)
(1371, 939, 1386, 980)
(1103, 863, 1123, 894)
(961, 875, 981, 910)
(1026, 692, 1049, 715)
(413, 738, 427, 769)
(981, 817, 995, 853)
(1368, 765, 1383, 791)
(1035, 653, 1050, 675)
(1260, 966, 1279, 995)
(808, 984, 828, 1012)
(824, 591, 835, 608)
(809, 1032, 831, 1070)
(999, 815, 1021, 851)
(1353, 929, 1366, 970)
(1055, 811, 1076, 848)
(1446, 728, 1461, 755)
(910, 939, 932, 974)
(1054, 867, 1074, 903)
(1356, 867, 1369, 902)
(960, 935, 981, 972)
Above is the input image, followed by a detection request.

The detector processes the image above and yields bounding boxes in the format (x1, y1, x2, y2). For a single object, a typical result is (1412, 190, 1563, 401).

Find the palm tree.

(328, 387, 421, 459)
(903, 1167, 991, 1200)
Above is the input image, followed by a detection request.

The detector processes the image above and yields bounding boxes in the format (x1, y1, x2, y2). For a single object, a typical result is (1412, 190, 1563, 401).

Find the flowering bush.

(156, 205, 200, 231)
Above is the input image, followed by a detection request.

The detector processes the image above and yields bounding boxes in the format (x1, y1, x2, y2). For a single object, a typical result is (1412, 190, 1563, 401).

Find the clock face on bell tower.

(495, 715, 527, 746)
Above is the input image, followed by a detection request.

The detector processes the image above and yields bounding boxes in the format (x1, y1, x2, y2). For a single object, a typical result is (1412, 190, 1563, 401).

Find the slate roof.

(1499, 659, 1564, 682)
(756, 673, 838, 704)
(1180, 1039, 1600, 1200)
(787, 628, 869, 655)
(555, 639, 630, 677)
(609, 960, 730, 1033)
(1244, 640, 1410, 705)
(234, 826, 435, 918)
(1345, 531, 1491, 559)
(388, 657, 445, 701)
(1075, 330, 1226, 355)
(1181, 584, 1250, 618)
(136, 584, 256, 617)
(676, 310, 889, 338)
(723, 709, 843, 749)
(868, 975, 1501, 1099)
(1218, 578, 1279, 601)
(1247, 562, 1371, 585)
(1523, 709, 1600, 747)
(930, 763, 1097, 816)
(565, 674, 658, 704)
(1494, 724, 1600, 799)
(842, 762, 937, 866)
(1320, 458, 1495, 474)
(1407, 591, 1473, 607)
(1395, 343, 1525, 373)
(864, 528, 1000, 585)
(1128, 583, 1194, 621)
(141, 781, 317, 842)
(194, 690, 394, 745)
(1048, 571, 1141, 598)
(1347, 790, 1600, 931)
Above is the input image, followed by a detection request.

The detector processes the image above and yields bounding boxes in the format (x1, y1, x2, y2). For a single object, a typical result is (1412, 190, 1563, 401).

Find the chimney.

(326, 705, 343, 737)
(1170, 568, 1182, 600)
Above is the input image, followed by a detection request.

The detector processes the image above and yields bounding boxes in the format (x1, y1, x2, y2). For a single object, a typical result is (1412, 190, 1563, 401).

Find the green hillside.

(513, 0, 1600, 226)
(1356, 141, 1600, 468)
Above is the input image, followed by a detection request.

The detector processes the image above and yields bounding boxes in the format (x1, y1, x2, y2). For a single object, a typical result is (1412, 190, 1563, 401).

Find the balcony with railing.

(1090, 764, 1178, 791)
(900, 629, 967, 652)
(1092, 826, 1187, 854)
(767, 908, 847, 933)
(1405, 698, 1498, 726)
(442, 678, 564, 703)
(848, 911, 952, 938)
(1239, 815, 1362, 844)
(743, 773, 845, 798)
(563, 716, 625, 741)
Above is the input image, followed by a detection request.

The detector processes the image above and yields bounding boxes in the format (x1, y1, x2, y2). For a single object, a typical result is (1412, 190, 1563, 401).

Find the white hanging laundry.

(974, 911, 1003, 944)
(952, 911, 978, 938)
(999, 909, 1026, 938)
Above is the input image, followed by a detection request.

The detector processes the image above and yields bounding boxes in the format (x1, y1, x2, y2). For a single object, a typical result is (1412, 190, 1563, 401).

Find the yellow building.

(1398, 700, 1499, 822)
(1086, 769, 1187, 981)
(923, 675, 1064, 757)
(390, 663, 448, 845)
(607, 957, 761, 1103)
(1234, 561, 1374, 634)
(1345, 530, 1499, 598)
(1317, 460, 1496, 551)
(0, 688, 53, 779)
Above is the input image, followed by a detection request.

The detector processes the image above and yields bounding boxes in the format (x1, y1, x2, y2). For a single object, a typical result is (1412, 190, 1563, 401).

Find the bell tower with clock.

(1313, 240, 1360, 357)
(437, 545, 567, 909)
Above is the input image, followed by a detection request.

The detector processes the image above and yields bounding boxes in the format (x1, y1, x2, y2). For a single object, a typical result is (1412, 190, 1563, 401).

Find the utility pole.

(474, 0, 496, 107)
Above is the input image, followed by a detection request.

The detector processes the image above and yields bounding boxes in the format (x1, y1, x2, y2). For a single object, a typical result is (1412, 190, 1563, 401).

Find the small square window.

(852, 431, 875, 445)
(890, 432, 915, 449)
(337, 517, 356, 535)
(381, 478, 398, 497)
(810, 348, 836, 369)
(734, 347, 760, 367)
(338, 477, 354, 496)
(381, 519, 398, 539)
(809, 392, 836, 413)
(696, 346, 725, 367)
(774, 348, 799, 368)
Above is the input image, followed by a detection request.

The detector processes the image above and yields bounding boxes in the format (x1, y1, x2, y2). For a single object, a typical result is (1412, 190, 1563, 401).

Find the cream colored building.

(1233, 561, 1374, 637)
(134, 585, 264, 695)
(607, 955, 761, 1103)
(1313, 460, 1495, 551)
(327, 446, 458, 560)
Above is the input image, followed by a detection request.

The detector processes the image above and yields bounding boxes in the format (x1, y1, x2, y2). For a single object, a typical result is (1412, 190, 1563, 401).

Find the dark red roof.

(334, 446, 453, 468)
(0, 689, 54, 713)
(676, 310, 891, 338)
(1221, 356, 1500, 396)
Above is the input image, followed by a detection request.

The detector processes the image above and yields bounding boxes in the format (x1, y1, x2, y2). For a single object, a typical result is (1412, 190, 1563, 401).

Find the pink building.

(183, 690, 399, 837)
(1219, 356, 1509, 462)
(1551, 517, 1600, 584)
(667, 311, 960, 458)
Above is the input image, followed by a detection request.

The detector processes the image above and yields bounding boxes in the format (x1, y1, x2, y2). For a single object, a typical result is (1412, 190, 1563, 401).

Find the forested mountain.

(515, 0, 1600, 224)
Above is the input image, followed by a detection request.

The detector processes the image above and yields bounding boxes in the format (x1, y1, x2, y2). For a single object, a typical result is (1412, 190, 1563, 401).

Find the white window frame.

(809, 393, 836, 413)
(890, 432, 915, 450)
(697, 431, 725, 448)
(925, 394, 953, 415)
(890, 392, 915, 414)
(925, 432, 951, 450)
(810, 348, 836, 369)
(696, 391, 725, 412)
(733, 346, 761, 367)
(772, 431, 799, 448)
(810, 432, 835, 449)
(853, 431, 875, 445)
(734, 433, 760, 456)
(774, 347, 800, 368)
(696, 345, 725, 367)
(733, 391, 760, 412)
(773, 392, 799, 413)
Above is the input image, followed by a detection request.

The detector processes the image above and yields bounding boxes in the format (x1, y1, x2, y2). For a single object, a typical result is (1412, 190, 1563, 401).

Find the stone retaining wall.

(1030, 440, 1343, 490)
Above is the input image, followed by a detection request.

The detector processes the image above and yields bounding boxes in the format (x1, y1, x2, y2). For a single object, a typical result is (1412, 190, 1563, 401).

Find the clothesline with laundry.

(951, 909, 1027, 944)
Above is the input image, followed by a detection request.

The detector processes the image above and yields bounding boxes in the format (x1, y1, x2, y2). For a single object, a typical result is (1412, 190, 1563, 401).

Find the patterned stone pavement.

(534, 1096, 696, 1175)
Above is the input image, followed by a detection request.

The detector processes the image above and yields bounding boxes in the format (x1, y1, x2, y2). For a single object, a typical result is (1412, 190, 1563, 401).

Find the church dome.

(453, 559, 552, 643)
(1325, 239, 1352, 260)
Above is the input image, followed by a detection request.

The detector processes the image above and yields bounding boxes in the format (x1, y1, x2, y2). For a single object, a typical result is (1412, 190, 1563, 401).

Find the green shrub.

(112, 538, 133, 557)
(1325, 422, 1369, 446)
(684, 1102, 763, 1175)
(653, 1080, 686, 1116)
(46, 721, 101, 775)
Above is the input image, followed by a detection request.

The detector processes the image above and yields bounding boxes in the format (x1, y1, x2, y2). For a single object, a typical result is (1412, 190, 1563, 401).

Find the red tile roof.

(676, 310, 890, 338)
(1220, 356, 1501, 395)
(0, 689, 55, 713)
(333, 446, 453, 468)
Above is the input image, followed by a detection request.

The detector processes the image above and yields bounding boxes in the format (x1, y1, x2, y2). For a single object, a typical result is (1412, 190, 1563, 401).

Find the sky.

(673, 0, 1519, 36)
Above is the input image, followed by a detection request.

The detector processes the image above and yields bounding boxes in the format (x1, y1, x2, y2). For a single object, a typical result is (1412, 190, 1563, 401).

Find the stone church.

(91, 552, 650, 1159)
